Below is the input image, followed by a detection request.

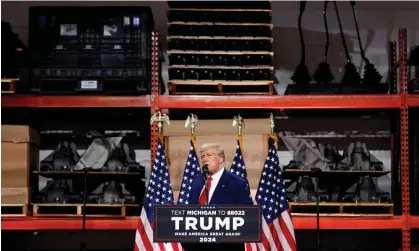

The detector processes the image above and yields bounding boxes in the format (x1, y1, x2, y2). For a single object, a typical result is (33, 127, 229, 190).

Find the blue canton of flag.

(143, 138, 174, 222)
(255, 137, 287, 222)
(230, 139, 248, 180)
(177, 138, 201, 205)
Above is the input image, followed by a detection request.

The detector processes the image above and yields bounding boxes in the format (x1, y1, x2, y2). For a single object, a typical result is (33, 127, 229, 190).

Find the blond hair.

(199, 143, 225, 160)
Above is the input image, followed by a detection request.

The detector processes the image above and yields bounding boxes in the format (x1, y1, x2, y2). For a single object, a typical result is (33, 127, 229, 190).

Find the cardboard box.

(1, 125, 40, 204)
(163, 118, 271, 199)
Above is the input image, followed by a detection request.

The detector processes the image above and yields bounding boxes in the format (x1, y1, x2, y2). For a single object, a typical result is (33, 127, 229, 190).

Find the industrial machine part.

(40, 141, 80, 171)
(312, 1, 334, 85)
(342, 176, 391, 203)
(333, 1, 361, 86)
(349, 1, 382, 85)
(281, 137, 330, 171)
(37, 179, 78, 203)
(89, 180, 135, 204)
(282, 138, 384, 172)
(290, 1, 311, 86)
(292, 176, 329, 202)
(104, 140, 145, 174)
(73, 137, 123, 171)
(317, 143, 343, 170)
(293, 176, 316, 202)
(357, 176, 380, 202)
(339, 141, 384, 171)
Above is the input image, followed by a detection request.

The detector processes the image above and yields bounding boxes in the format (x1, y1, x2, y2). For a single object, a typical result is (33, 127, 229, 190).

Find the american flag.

(134, 139, 183, 251)
(230, 137, 249, 180)
(230, 137, 252, 201)
(255, 136, 296, 251)
(177, 136, 201, 205)
(230, 136, 255, 251)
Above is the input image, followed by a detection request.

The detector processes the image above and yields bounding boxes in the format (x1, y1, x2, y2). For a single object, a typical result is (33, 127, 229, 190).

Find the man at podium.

(182, 143, 253, 251)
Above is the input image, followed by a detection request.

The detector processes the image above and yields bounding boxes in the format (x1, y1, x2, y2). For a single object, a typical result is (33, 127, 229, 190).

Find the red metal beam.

(292, 215, 403, 230)
(1, 95, 151, 108)
(411, 216, 419, 229)
(408, 94, 419, 107)
(157, 95, 402, 109)
(1, 216, 403, 231)
(399, 28, 411, 251)
(1, 95, 405, 109)
(1, 217, 138, 230)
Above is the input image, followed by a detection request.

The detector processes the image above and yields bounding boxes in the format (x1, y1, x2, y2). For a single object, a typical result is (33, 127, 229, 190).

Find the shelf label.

(81, 80, 98, 89)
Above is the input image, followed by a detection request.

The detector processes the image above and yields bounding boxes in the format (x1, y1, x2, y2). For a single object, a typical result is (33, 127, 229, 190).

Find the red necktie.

(198, 176, 213, 205)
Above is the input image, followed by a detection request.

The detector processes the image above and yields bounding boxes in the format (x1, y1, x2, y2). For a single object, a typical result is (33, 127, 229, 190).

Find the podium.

(154, 205, 261, 251)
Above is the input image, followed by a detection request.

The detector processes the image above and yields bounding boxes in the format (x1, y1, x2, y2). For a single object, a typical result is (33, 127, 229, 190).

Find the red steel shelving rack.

(1, 29, 419, 250)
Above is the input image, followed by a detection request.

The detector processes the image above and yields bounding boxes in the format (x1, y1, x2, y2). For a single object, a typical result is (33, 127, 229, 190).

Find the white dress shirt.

(201, 167, 224, 203)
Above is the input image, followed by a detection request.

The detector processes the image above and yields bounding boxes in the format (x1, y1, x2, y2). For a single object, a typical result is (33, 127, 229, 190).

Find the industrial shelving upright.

(1, 29, 419, 251)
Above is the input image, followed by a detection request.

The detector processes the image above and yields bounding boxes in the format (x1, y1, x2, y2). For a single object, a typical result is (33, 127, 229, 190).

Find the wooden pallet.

(167, 36, 273, 41)
(169, 80, 274, 95)
(168, 8, 272, 12)
(168, 50, 273, 56)
(289, 202, 394, 216)
(32, 203, 140, 217)
(1, 78, 19, 94)
(167, 22, 273, 28)
(1, 204, 28, 216)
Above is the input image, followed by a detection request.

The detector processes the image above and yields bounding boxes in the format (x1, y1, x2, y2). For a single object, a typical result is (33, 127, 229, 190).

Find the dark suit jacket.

(182, 169, 253, 251)
(189, 168, 253, 205)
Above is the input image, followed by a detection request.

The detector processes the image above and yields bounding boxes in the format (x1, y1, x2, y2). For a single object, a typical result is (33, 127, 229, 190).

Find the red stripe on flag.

(137, 219, 154, 251)
(279, 214, 297, 251)
(268, 221, 282, 251)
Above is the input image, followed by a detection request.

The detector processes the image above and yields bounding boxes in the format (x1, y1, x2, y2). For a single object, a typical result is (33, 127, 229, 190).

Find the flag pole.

(269, 113, 279, 150)
(185, 113, 198, 150)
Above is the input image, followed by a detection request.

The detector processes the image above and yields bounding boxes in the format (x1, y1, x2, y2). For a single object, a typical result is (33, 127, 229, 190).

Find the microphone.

(202, 164, 210, 181)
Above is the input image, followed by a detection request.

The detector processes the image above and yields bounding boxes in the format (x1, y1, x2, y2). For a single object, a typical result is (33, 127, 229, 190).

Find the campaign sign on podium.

(154, 205, 262, 243)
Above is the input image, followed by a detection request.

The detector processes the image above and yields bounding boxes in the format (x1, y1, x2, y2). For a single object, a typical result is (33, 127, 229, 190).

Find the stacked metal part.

(28, 6, 154, 94)
(35, 135, 145, 205)
(166, 1, 274, 94)
(281, 136, 390, 204)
